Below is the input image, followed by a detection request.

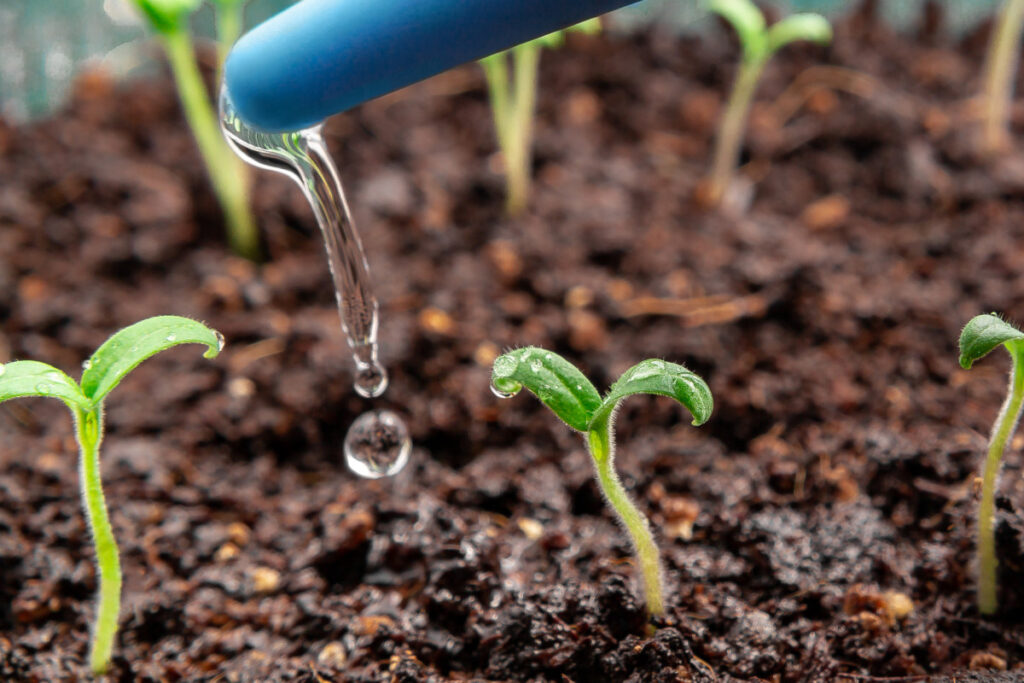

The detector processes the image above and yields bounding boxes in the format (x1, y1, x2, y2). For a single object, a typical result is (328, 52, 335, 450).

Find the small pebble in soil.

(344, 410, 411, 478)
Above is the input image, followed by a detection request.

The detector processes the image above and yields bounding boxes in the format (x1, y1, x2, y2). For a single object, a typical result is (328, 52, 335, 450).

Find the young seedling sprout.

(491, 347, 712, 617)
(703, 0, 832, 206)
(0, 316, 223, 674)
(958, 313, 1024, 615)
(479, 18, 601, 216)
(980, 0, 1024, 155)
(130, 0, 259, 259)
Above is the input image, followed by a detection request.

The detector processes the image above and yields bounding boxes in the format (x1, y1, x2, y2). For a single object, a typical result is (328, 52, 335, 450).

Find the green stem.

(587, 413, 664, 617)
(75, 406, 121, 675)
(481, 54, 511, 154)
(160, 29, 259, 260)
(978, 347, 1024, 614)
(705, 57, 766, 206)
(982, 0, 1024, 155)
(215, 2, 244, 79)
(505, 43, 541, 216)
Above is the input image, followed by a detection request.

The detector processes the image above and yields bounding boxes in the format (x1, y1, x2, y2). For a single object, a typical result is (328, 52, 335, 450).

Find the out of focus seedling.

(0, 316, 223, 674)
(491, 347, 712, 617)
(130, 0, 258, 259)
(958, 313, 1024, 615)
(703, 0, 832, 206)
(980, 0, 1024, 154)
(479, 18, 601, 215)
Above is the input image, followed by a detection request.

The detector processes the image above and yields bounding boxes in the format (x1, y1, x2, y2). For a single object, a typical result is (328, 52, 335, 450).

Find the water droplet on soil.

(344, 410, 411, 478)
(353, 361, 388, 398)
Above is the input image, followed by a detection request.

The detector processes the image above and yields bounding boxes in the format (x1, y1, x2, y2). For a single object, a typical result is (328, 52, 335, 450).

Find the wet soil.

(2, 3, 1024, 680)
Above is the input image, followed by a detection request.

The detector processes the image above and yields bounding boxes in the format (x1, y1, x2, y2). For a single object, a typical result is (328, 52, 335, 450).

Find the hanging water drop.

(214, 330, 226, 352)
(353, 361, 388, 398)
(344, 410, 411, 478)
(490, 383, 515, 399)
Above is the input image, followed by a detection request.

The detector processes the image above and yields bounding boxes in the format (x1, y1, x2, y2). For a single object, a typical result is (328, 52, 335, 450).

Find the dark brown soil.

(2, 3, 1024, 680)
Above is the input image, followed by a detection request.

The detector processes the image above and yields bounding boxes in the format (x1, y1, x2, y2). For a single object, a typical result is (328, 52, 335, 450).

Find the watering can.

(223, 0, 637, 132)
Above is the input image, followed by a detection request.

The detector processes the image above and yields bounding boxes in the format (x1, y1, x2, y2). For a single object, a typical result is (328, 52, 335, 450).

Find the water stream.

(219, 88, 409, 478)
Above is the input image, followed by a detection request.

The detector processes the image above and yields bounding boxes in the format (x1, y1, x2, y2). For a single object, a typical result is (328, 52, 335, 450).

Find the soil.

(2, 2, 1024, 681)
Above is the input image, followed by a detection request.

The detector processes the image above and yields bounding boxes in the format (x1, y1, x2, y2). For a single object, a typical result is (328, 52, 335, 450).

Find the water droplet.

(529, 359, 543, 373)
(165, 333, 177, 342)
(576, 384, 582, 391)
(46, 372, 63, 382)
(354, 361, 388, 398)
(344, 410, 411, 479)
(0, 364, 5, 377)
(35, 382, 52, 393)
(214, 331, 226, 352)
(492, 354, 517, 378)
(651, 360, 665, 370)
(545, 353, 552, 360)
(81, 359, 92, 371)
(490, 383, 515, 399)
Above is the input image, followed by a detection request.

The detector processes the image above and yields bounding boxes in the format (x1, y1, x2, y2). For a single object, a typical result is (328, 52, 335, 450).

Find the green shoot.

(958, 313, 1024, 615)
(0, 316, 224, 674)
(704, 0, 832, 206)
(479, 18, 601, 216)
(981, 0, 1024, 155)
(129, 0, 259, 260)
(491, 347, 713, 618)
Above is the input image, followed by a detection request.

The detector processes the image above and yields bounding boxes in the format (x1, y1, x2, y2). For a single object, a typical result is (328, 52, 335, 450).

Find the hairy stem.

(160, 29, 259, 260)
(587, 413, 664, 617)
(982, 0, 1024, 155)
(705, 57, 766, 206)
(978, 347, 1024, 614)
(75, 406, 121, 675)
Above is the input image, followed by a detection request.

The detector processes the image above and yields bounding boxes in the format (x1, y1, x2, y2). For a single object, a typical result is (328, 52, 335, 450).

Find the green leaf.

(80, 316, 224, 404)
(491, 347, 602, 432)
(590, 359, 713, 429)
(130, 0, 201, 34)
(707, 0, 768, 63)
(959, 314, 1024, 369)
(0, 361, 91, 412)
(764, 13, 833, 55)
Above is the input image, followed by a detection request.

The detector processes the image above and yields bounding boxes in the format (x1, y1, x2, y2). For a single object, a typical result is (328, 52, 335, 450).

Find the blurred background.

(0, 0, 1006, 122)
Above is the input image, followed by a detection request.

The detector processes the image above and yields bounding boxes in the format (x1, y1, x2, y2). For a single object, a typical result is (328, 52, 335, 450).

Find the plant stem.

(75, 406, 121, 675)
(215, 1, 244, 78)
(587, 413, 664, 617)
(982, 0, 1024, 155)
(481, 54, 511, 154)
(160, 28, 259, 260)
(505, 43, 541, 216)
(978, 346, 1024, 614)
(705, 57, 766, 206)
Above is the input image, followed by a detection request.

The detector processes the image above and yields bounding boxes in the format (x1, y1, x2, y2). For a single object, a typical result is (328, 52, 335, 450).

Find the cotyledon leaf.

(589, 359, 713, 430)
(959, 314, 1024, 370)
(491, 347, 602, 432)
(130, 0, 202, 34)
(0, 361, 91, 411)
(80, 316, 224, 404)
(708, 0, 768, 63)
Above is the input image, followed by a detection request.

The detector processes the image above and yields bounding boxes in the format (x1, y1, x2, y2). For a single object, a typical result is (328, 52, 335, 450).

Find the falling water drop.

(353, 361, 388, 399)
(344, 410, 411, 478)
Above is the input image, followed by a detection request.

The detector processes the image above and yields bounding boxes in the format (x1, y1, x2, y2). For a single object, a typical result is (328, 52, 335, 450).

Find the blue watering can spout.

(223, 0, 636, 132)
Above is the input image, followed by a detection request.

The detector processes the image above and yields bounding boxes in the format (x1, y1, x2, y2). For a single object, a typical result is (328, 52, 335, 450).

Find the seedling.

(703, 0, 832, 206)
(491, 347, 712, 617)
(479, 18, 601, 215)
(980, 0, 1024, 154)
(0, 316, 223, 674)
(130, 0, 259, 259)
(958, 313, 1024, 615)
